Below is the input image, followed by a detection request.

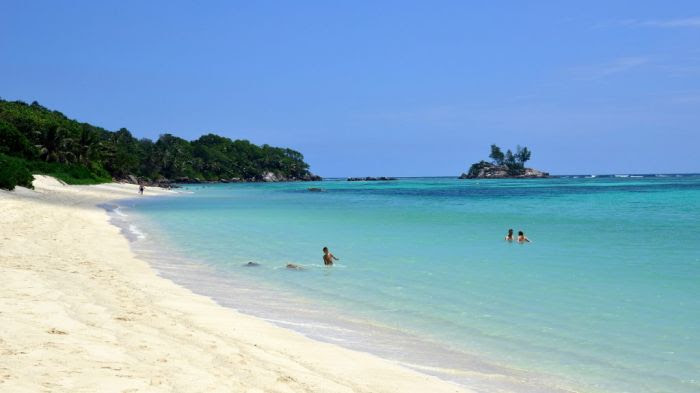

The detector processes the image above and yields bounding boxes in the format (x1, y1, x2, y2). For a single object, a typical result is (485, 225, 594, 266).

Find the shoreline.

(112, 197, 575, 393)
(0, 176, 470, 392)
(108, 183, 583, 393)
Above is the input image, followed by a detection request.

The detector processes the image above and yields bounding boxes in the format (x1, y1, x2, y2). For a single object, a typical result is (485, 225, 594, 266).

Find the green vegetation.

(485, 144, 532, 175)
(0, 99, 317, 190)
(463, 144, 541, 178)
(0, 153, 34, 190)
(26, 160, 112, 185)
(488, 144, 531, 172)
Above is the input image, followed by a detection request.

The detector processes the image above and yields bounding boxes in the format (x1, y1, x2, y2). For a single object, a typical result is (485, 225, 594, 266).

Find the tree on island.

(489, 144, 505, 165)
(488, 144, 531, 171)
(514, 145, 531, 166)
(462, 144, 545, 178)
(486, 144, 532, 174)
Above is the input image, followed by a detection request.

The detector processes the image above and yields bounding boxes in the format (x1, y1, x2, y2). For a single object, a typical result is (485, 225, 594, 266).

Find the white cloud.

(624, 17, 700, 28)
(570, 56, 650, 80)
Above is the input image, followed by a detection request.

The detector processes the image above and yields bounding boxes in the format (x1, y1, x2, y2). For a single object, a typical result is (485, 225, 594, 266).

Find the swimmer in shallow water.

(286, 263, 304, 270)
(323, 247, 339, 266)
(517, 231, 530, 243)
(505, 228, 514, 241)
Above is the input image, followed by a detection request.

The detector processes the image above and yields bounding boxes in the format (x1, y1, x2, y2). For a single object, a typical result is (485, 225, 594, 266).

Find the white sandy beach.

(0, 176, 469, 393)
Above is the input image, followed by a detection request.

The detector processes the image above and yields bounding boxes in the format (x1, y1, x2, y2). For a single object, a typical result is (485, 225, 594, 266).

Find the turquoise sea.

(111, 176, 700, 393)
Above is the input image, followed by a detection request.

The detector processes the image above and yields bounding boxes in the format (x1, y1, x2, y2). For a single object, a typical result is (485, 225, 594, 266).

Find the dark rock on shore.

(119, 175, 180, 189)
(122, 175, 139, 185)
(119, 172, 322, 188)
(255, 171, 323, 182)
(347, 176, 398, 181)
(304, 174, 323, 181)
(459, 161, 549, 179)
(243, 172, 322, 183)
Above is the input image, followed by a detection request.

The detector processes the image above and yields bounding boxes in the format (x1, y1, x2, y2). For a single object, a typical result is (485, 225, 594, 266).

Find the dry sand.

(0, 176, 470, 393)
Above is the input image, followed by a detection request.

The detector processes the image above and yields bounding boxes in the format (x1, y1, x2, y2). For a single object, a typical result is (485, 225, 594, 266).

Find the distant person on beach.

(505, 229, 514, 241)
(138, 184, 144, 195)
(517, 231, 530, 243)
(323, 247, 339, 266)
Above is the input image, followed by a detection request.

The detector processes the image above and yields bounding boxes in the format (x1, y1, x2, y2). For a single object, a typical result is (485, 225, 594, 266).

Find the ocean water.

(111, 176, 700, 393)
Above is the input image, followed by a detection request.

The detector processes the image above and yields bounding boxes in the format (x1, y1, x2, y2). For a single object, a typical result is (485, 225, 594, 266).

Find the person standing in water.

(323, 247, 339, 266)
(505, 228, 514, 241)
(517, 230, 530, 243)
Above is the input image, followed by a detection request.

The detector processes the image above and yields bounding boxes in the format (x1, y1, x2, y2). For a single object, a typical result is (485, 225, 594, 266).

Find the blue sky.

(2, 1, 699, 176)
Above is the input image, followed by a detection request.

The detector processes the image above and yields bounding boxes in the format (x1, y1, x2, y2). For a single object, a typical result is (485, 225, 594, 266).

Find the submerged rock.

(307, 187, 324, 192)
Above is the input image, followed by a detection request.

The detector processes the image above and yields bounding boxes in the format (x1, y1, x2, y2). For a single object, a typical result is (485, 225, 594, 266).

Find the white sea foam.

(128, 224, 146, 240)
(262, 318, 357, 333)
(114, 207, 128, 217)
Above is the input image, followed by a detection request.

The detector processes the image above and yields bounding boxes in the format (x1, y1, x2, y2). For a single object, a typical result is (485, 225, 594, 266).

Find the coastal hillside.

(460, 144, 549, 179)
(0, 99, 319, 190)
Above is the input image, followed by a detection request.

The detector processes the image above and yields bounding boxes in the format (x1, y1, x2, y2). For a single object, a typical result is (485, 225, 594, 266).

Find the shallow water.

(113, 176, 700, 393)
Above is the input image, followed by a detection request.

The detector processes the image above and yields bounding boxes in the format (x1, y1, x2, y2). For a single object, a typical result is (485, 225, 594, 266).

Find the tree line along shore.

(0, 99, 320, 190)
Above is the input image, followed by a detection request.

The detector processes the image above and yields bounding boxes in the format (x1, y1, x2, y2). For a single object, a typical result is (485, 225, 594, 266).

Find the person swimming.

(323, 247, 339, 266)
(517, 230, 530, 243)
(286, 263, 304, 270)
(505, 228, 514, 241)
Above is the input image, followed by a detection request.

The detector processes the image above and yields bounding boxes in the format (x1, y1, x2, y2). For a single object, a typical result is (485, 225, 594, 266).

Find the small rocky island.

(460, 144, 549, 179)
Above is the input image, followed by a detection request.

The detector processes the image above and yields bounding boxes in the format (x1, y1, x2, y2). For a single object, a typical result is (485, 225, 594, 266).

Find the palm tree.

(76, 127, 99, 165)
(38, 124, 62, 162)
